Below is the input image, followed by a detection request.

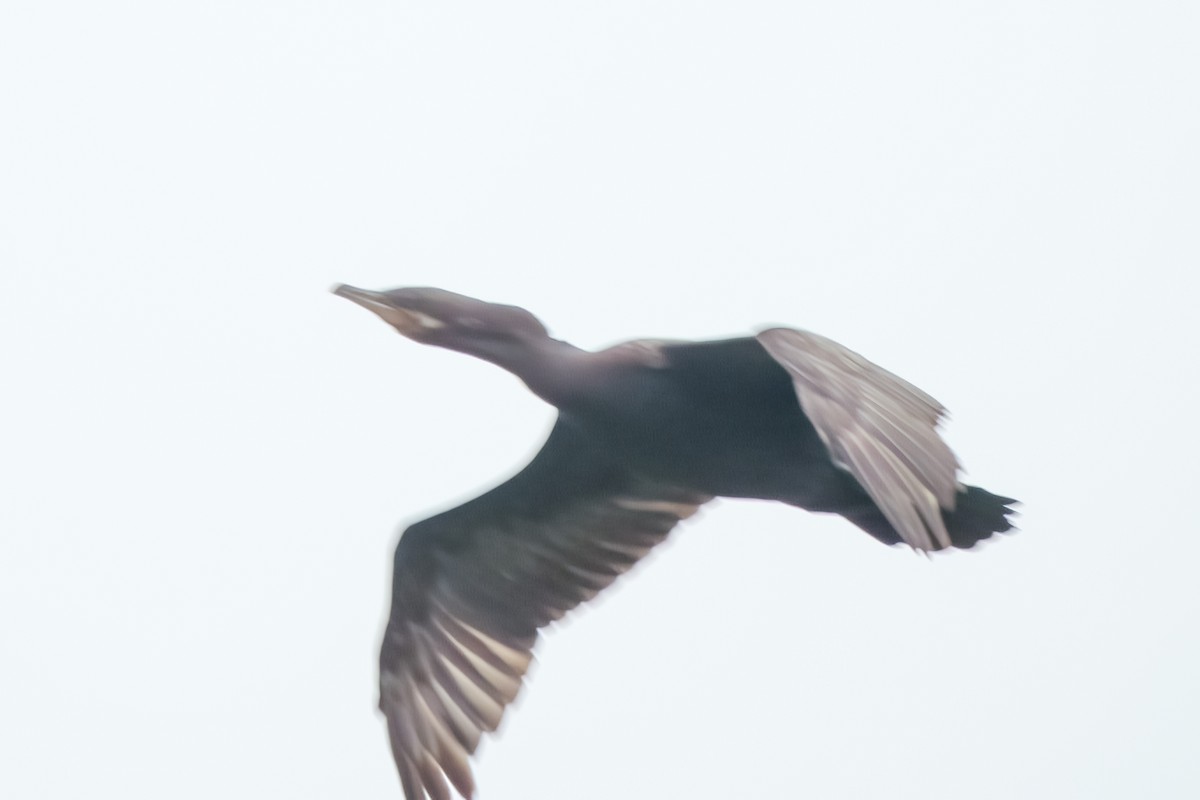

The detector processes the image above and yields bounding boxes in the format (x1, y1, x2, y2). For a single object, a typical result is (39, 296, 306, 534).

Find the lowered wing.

(378, 419, 710, 799)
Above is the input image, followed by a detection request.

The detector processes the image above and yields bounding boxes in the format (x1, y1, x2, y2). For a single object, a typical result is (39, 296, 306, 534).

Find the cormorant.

(332, 284, 1017, 800)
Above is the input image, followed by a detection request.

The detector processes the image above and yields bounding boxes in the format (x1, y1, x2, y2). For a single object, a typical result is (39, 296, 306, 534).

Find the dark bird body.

(333, 285, 1017, 800)
(561, 339, 827, 498)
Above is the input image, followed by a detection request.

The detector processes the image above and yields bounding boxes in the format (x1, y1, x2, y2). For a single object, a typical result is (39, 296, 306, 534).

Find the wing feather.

(379, 420, 710, 799)
(757, 327, 961, 551)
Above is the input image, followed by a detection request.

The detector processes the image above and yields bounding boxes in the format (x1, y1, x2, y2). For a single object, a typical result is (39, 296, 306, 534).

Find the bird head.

(331, 284, 550, 359)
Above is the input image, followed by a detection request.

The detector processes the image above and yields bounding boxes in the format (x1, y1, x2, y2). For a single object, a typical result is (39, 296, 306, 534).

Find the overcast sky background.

(3, 2, 1198, 798)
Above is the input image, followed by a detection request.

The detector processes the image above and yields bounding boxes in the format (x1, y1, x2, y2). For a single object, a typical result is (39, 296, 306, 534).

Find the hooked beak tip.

(330, 283, 434, 336)
(331, 283, 390, 309)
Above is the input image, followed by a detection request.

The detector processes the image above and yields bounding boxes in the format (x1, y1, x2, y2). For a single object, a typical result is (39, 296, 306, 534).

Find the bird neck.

(488, 337, 599, 408)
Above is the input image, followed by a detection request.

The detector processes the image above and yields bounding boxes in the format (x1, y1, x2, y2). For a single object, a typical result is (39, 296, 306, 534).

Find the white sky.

(3, 2, 1198, 798)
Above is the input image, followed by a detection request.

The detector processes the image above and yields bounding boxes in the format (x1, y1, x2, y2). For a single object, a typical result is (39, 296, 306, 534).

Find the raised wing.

(379, 419, 710, 800)
(756, 327, 961, 552)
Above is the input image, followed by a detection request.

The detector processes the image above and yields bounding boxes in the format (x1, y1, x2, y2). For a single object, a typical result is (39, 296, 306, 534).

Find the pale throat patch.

(383, 307, 446, 334)
(410, 311, 445, 330)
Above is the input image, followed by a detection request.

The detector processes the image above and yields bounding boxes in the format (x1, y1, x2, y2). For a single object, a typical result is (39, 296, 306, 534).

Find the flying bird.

(332, 284, 1017, 800)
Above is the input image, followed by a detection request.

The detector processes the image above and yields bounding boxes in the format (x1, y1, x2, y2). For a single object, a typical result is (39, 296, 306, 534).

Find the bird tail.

(847, 485, 1019, 551)
(940, 486, 1019, 549)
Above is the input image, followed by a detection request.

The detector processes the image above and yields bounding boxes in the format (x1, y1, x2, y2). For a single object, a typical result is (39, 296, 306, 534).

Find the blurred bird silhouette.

(332, 284, 1017, 800)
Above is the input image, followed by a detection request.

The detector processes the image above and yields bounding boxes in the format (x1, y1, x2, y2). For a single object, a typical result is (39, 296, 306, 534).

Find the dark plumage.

(332, 284, 1017, 800)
